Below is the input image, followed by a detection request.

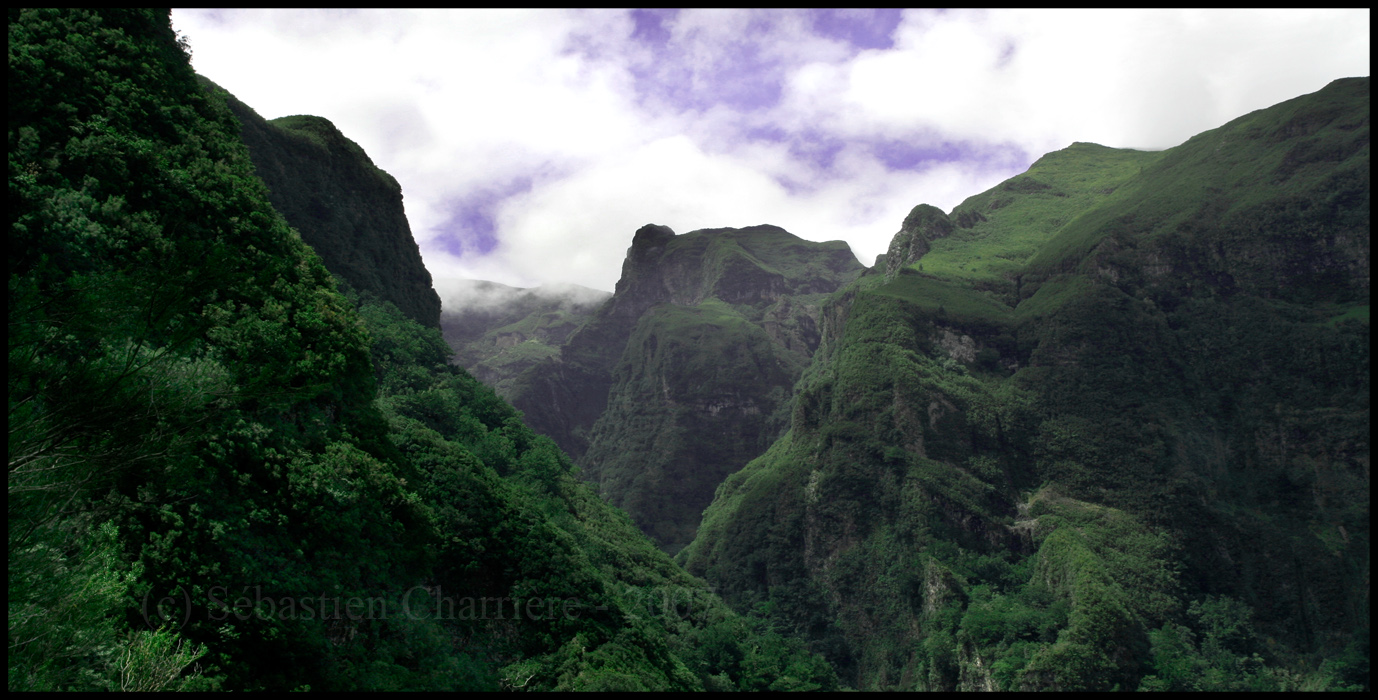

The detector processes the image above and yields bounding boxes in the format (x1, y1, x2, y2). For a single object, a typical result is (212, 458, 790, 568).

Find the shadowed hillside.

(9, 9, 838, 691)
(682, 77, 1370, 690)
(207, 77, 442, 329)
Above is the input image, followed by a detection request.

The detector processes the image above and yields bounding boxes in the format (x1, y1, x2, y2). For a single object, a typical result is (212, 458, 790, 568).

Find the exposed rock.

(937, 328, 977, 363)
(885, 204, 955, 279)
(207, 78, 442, 328)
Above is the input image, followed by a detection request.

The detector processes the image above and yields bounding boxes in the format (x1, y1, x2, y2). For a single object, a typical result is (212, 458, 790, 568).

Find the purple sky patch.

(433, 176, 534, 258)
(759, 128, 1034, 195)
(869, 139, 973, 171)
(630, 8, 677, 46)
(997, 40, 1016, 69)
(742, 124, 848, 175)
(621, 11, 798, 114)
(808, 9, 903, 52)
(631, 47, 784, 113)
(581, 10, 907, 118)
(788, 130, 848, 173)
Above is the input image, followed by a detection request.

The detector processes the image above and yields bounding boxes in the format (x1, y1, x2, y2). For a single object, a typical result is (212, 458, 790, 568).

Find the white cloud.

(431, 277, 610, 316)
(172, 8, 1369, 293)
(174, 9, 651, 250)
(465, 134, 1019, 288)
(796, 8, 1370, 153)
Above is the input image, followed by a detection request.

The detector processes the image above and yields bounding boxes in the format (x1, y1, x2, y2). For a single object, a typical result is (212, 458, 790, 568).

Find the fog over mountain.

(434, 277, 612, 315)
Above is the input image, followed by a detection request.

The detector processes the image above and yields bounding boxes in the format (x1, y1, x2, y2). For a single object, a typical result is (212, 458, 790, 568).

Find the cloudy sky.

(171, 8, 1369, 297)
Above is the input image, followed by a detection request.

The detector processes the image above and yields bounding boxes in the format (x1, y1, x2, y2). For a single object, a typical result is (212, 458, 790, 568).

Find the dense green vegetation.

(918, 142, 1164, 292)
(10, 8, 1366, 692)
(683, 78, 1369, 690)
(8, 9, 838, 690)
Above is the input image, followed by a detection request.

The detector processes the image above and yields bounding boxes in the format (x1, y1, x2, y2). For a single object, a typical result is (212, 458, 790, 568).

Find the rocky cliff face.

(682, 78, 1370, 690)
(510, 224, 864, 553)
(884, 204, 955, 279)
(205, 78, 442, 329)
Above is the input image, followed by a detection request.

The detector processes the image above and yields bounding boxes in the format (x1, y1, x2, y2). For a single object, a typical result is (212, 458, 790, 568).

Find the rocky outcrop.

(885, 204, 955, 278)
(206, 78, 442, 329)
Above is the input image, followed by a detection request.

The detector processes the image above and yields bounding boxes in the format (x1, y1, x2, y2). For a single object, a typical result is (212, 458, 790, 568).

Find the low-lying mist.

(434, 277, 611, 316)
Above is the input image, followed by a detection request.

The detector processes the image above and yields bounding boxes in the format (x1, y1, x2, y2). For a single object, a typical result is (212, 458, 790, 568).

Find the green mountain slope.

(510, 224, 864, 553)
(1023, 76, 1369, 304)
(683, 77, 1369, 690)
(895, 142, 1164, 293)
(8, 9, 836, 691)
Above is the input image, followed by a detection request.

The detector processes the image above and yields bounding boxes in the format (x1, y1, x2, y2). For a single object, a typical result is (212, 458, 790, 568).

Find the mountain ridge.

(680, 76, 1369, 690)
(437, 278, 610, 398)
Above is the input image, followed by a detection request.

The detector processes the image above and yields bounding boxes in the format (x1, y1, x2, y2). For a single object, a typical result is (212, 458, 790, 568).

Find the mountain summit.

(508, 224, 864, 553)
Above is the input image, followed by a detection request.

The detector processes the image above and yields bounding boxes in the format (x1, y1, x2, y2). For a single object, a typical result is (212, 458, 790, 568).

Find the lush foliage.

(357, 294, 838, 690)
(9, 9, 837, 691)
(919, 142, 1163, 292)
(11, 8, 1366, 692)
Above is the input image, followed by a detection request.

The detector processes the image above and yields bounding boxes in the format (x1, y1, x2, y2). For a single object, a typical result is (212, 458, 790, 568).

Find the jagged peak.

(899, 203, 953, 233)
(885, 204, 955, 279)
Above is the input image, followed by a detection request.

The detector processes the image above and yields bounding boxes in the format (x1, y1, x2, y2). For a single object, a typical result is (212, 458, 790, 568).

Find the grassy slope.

(660, 225, 863, 300)
(919, 142, 1164, 291)
(1026, 76, 1370, 298)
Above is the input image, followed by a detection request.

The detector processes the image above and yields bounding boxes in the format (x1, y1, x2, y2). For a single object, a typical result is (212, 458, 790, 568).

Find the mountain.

(436, 278, 609, 399)
(507, 224, 865, 553)
(208, 77, 442, 329)
(9, 9, 837, 691)
(14, 9, 1364, 692)
(681, 77, 1369, 690)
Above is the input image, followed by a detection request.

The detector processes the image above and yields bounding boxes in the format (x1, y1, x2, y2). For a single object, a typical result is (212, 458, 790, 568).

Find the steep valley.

(453, 76, 1370, 690)
(8, 8, 1368, 692)
(9, 10, 837, 691)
